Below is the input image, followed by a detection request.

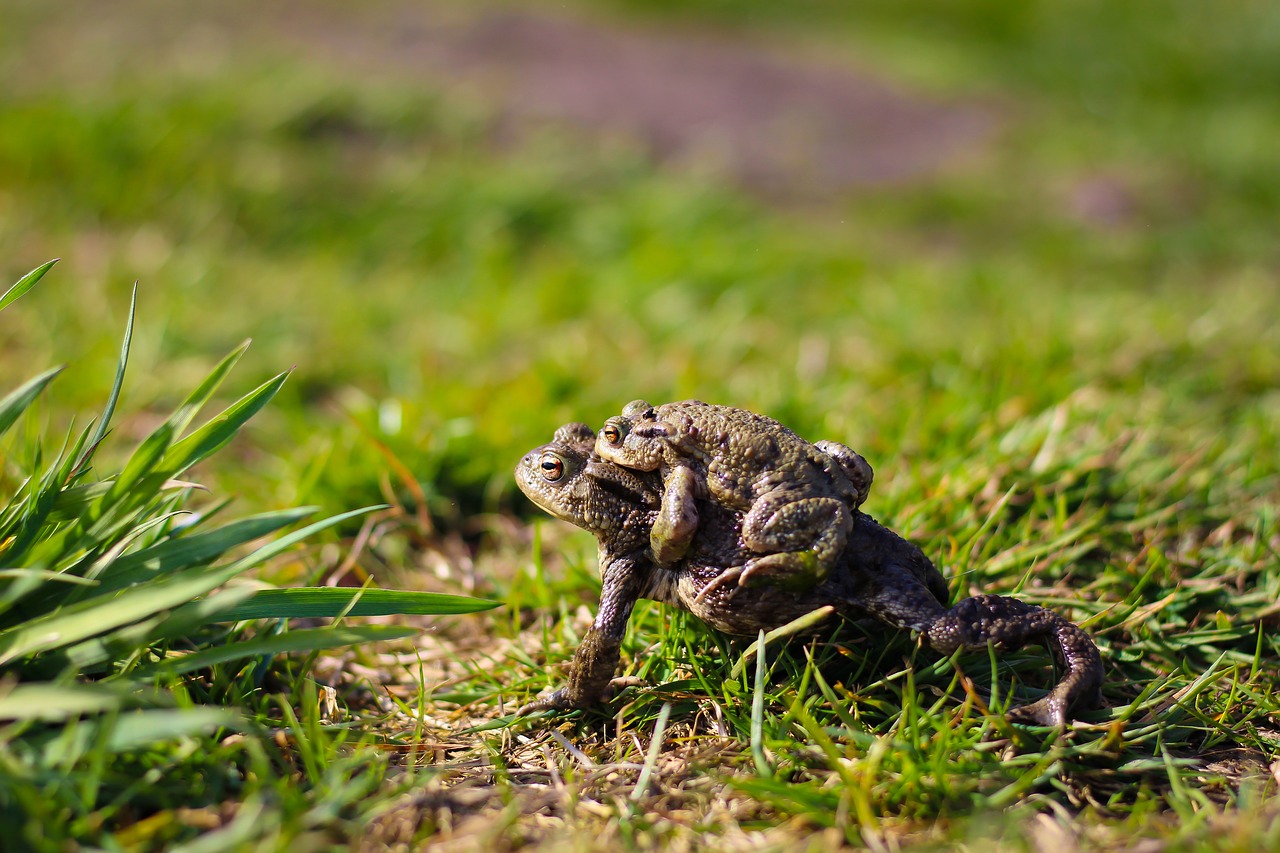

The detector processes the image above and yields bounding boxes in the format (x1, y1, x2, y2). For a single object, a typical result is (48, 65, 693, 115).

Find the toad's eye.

(602, 424, 622, 445)
(539, 453, 565, 482)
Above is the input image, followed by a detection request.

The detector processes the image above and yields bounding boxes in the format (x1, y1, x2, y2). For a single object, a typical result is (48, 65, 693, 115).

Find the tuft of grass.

(0, 261, 498, 848)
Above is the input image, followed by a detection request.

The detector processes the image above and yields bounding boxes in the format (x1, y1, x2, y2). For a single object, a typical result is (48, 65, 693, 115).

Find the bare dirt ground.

(18, 0, 994, 198)
(277, 3, 995, 196)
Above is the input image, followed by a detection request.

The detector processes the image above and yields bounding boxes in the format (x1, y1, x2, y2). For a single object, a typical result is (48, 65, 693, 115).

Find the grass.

(0, 261, 500, 849)
(1, 0, 1279, 848)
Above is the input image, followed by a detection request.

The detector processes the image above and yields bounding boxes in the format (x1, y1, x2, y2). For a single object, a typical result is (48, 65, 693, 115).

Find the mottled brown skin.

(595, 400, 873, 593)
(516, 425, 1105, 727)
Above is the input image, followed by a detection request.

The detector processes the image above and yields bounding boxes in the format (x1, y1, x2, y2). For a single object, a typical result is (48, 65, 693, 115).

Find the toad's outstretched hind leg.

(848, 568, 1104, 726)
(924, 594, 1104, 726)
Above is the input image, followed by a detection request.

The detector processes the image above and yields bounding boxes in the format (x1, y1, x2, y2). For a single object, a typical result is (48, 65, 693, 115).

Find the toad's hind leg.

(736, 493, 851, 590)
(814, 440, 874, 508)
(924, 594, 1104, 726)
(848, 567, 1104, 727)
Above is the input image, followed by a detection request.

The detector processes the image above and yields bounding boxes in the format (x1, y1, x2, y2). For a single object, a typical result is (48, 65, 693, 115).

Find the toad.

(595, 400, 873, 593)
(516, 424, 1104, 727)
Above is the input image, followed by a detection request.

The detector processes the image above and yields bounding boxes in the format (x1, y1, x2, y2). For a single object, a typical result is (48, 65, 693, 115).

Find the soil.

(18, 0, 995, 199)
(277, 4, 995, 196)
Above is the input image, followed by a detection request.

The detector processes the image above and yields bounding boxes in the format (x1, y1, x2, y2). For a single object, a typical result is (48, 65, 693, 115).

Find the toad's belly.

(646, 572, 847, 637)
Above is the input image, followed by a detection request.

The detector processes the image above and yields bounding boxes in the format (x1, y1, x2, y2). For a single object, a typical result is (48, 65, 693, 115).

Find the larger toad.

(517, 424, 1105, 727)
(595, 399, 873, 593)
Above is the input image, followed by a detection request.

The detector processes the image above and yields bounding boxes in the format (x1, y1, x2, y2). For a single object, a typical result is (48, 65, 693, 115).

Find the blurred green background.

(2, 0, 1277, 547)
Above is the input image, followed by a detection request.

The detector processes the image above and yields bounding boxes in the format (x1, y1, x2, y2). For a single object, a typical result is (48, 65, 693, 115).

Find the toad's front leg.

(519, 555, 647, 714)
(651, 464, 700, 567)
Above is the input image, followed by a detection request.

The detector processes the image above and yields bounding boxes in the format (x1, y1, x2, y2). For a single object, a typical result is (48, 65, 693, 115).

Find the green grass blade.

(225, 505, 387, 574)
(750, 629, 771, 777)
(81, 282, 135, 468)
(729, 606, 836, 680)
(94, 507, 318, 593)
(4, 507, 387, 664)
(58, 420, 95, 485)
(0, 259, 57, 313)
(106, 701, 243, 742)
(104, 707, 241, 751)
(103, 422, 176, 504)
(138, 625, 418, 678)
(0, 427, 84, 567)
(61, 587, 254, 672)
(0, 366, 64, 439)
(161, 370, 290, 474)
(0, 568, 97, 588)
(0, 562, 249, 666)
(78, 511, 191, 585)
(0, 683, 121, 721)
(45, 481, 113, 522)
(162, 339, 252, 438)
(632, 702, 672, 802)
(217, 588, 502, 620)
(31, 707, 242, 766)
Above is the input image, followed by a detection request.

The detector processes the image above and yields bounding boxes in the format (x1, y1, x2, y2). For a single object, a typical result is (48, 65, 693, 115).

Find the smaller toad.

(596, 399, 872, 593)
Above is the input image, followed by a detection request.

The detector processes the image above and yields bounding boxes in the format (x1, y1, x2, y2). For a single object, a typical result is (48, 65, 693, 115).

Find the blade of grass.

(631, 701, 672, 802)
(78, 283, 135, 471)
(751, 628, 771, 777)
(103, 423, 175, 506)
(218, 588, 501, 620)
(224, 505, 387, 574)
(0, 561, 251, 666)
(0, 259, 57, 312)
(136, 624, 419, 678)
(0, 367, 64, 439)
(90, 507, 318, 594)
(162, 370, 291, 475)
(163, 340, 252, 439)
(0, 506, 389, 663)
(62, 586, 254, 671)
(0, 683, 122, 721)
(104, 707, 240, 750)
(31, 707, 242, 765)
(0, 569, 96, 586)
(729, 606, 835, 679)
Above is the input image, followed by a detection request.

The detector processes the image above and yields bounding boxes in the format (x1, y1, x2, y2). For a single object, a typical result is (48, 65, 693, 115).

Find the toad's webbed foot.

(692, 563, 747, 604)
(925, 594, 1105, 726)
(691, 547, 832, 607)
(738, 549, 828, 590)
(691, 547, 825, 602)
(519, 688, 585, 716)
(517, 626, 623, 715)
(518, 676, 646, 716)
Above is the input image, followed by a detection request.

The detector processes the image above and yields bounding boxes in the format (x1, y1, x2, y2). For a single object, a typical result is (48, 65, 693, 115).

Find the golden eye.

(539, 453, 565, 482)
(602, 424, 622, 445)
